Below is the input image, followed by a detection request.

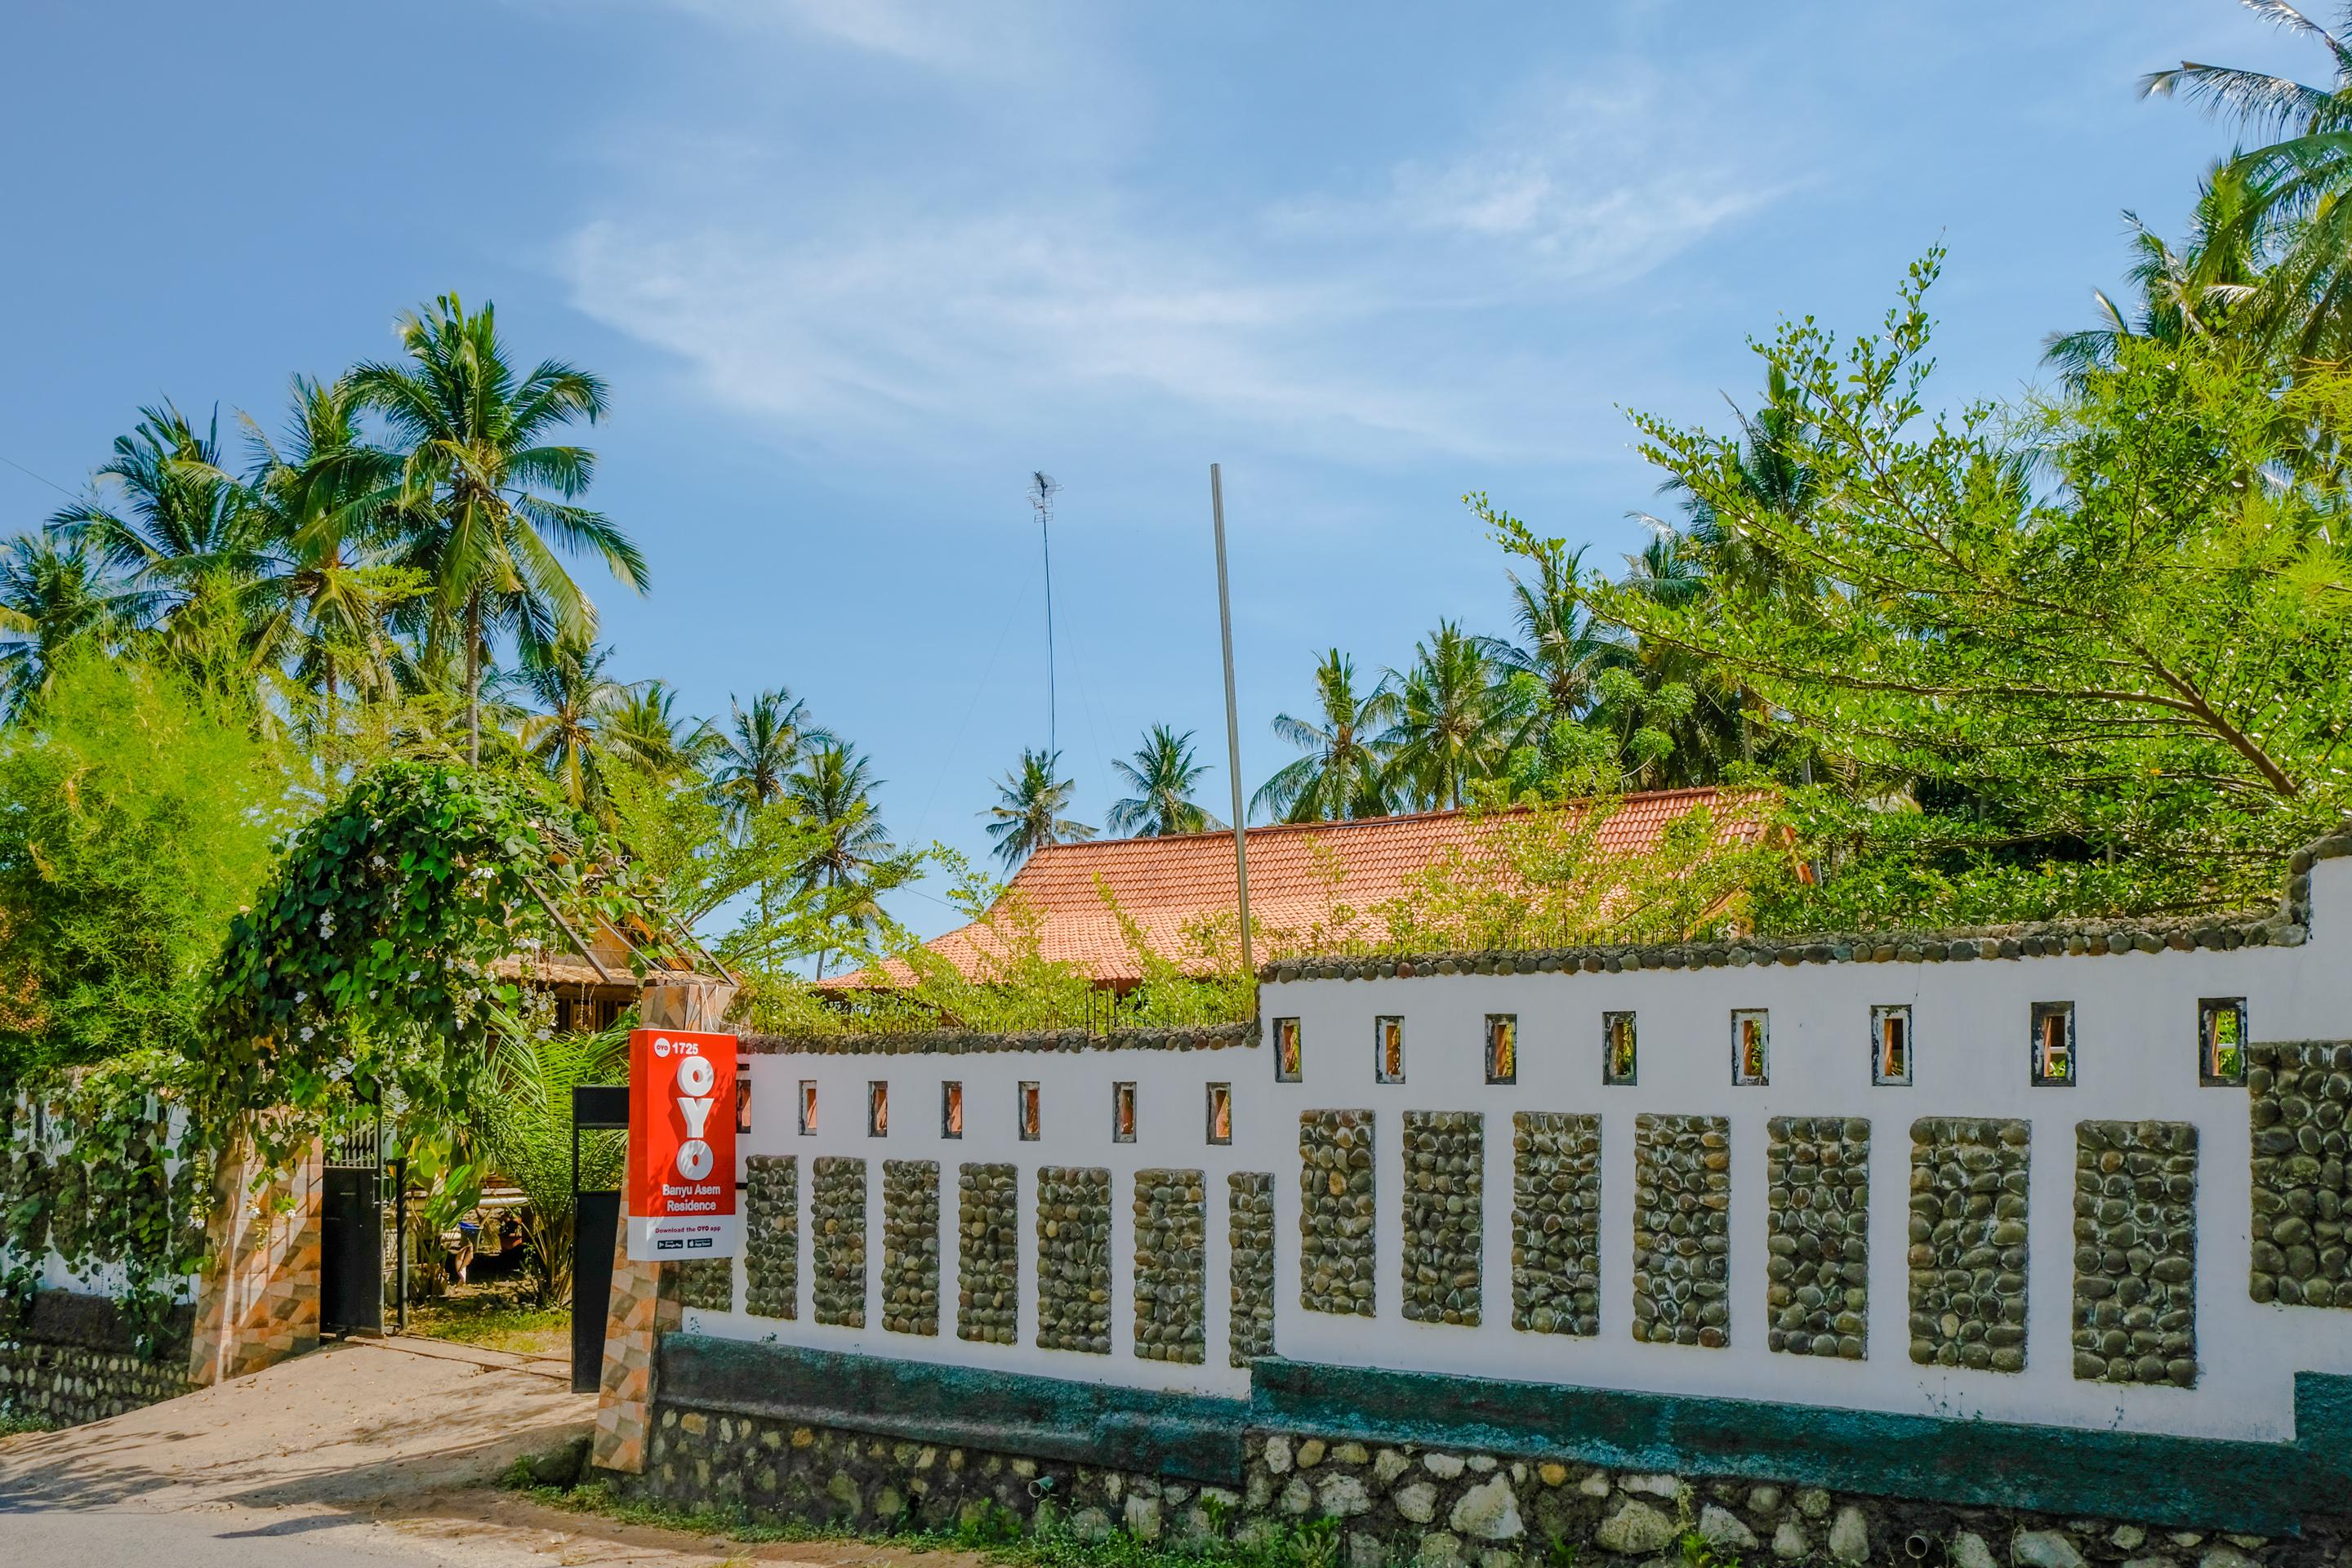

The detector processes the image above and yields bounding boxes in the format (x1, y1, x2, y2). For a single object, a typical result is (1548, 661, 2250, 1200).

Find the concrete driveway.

(0, 1335, 956, 1568)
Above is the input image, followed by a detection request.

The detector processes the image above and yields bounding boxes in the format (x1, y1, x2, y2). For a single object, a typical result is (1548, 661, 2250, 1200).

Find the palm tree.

(351, 294, 647, 764)
(0, 531, 117, 719)
(1107, 725, 1221, 836)
(1480, 541, 1628, 760)
(1369, 623, 1502, 812)
(2142, 5, 2352, 359)
(603, 681, 713, 782)
(984, 748, 1096, 868)
(785, 743, 893, 976)
(511, 639, 631, 808)
(1252, 651, 1392, 822)
(710, 688, 831, 830)
(2044, 168, 2265, 387)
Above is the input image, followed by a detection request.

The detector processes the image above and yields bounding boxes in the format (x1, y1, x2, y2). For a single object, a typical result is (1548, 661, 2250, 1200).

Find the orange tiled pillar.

(188, 1131, 323, 1387)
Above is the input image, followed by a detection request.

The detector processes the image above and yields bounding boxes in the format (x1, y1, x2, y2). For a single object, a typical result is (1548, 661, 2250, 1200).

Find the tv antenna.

(1028, 470, 1061, 758)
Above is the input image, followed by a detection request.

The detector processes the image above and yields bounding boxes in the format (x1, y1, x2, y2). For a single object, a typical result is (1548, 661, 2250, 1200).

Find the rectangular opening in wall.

(1485, 1014, 1518, 1085)
(1275, 1017, 1303, 1083)
(2198, 998, 2247, 1086)
(1603, 1012, 1637, 1086)
(1733, 1009, 1771, 1085)
(1018, 1081, 1041, 1141)
(868, 1080, 889, 1136)
(942, 1080, 964, 1138)
(1871, 1004, 1913, 1086)
(737, 1073, 755, 1134)
(1374, 1016, 1405, 1084)
(2031, 1001, 2075, 1086)
(1206, 1083, 1232, 1144)
(799, 1080, 817, 1135)
(1112, 1082, 1138, 1143)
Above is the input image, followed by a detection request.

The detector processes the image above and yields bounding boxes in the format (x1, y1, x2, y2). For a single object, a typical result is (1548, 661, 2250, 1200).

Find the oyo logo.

(674, 1050, 717, 1181)
(653, 1036, 672, 1058)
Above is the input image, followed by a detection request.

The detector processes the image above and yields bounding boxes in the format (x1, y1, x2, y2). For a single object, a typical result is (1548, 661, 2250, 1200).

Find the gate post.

(591, 975, 736, 1474)
(188, 1128, 324, 1387)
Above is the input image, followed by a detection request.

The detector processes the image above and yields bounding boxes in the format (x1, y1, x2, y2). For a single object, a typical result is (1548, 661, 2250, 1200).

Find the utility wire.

(0, 451, 82, 501)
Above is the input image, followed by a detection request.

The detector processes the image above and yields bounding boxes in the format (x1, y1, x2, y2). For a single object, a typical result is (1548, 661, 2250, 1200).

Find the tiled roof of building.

(827, 786, 1771, 989)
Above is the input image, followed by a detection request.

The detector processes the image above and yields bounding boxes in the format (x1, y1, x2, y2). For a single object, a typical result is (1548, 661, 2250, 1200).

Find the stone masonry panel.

(1229, 1170, 1276, 1365)
(744, 1155, 798, 1321)
(675, 1258, 734, 1314)
(2073, 1120, 2198, 1387)
(881, 1160, 940, 1338)
(1301, 1110, 1376, 1318)
(1909, 1118, 2030, 1372)
(1036, 1166, 1112, 1354)
(1766, 1116, 1869, 1361)
(1133, 1169, 1206, 1365)
(1633, 1114, 1730, 1348)
(1511, 1111, 1600, 1338)
(957, 1162, 1019, 1345)
(1402, 1111, 1483, 1326)
(2247, 1040, 2352, 1310)
(811, 1156, 868, 1329)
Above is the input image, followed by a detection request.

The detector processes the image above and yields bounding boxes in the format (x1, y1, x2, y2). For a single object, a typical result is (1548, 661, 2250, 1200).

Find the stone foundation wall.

(745, 1155, 797, 1321)
(956, 1163, 1018, 1345)
(1631, 1114, 1729, 1347)
(882, 1160, 940, 1338)
(0, 1293, 194, 1428)
(1301, 1110, 1374, 1318)
(1766, 1116, 1869, 1360)
(676, 1258, 734, 1313)
(1229, 1171, 1276, 1365)
(1035, 1166, 1111, 1354)
(2074, 1120, 2198, 1386)
(1510, 1111, 1599, 1338)
(1401, 1111, 1481, 1328)
(629, 1405, 2352, 1568)
(1133, 1169, 1205, 1365)
(812, 1156, 867, 1328)
(1909, 1117, 2031, 1371)
(2247, 1042, 2351, 1309)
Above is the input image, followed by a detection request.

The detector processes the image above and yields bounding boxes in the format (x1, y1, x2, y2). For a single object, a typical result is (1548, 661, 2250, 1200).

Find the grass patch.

(404, 1278, 570, 1355)
(0, 1410, 59, 1437)
(506, 1480, 1351, 1568)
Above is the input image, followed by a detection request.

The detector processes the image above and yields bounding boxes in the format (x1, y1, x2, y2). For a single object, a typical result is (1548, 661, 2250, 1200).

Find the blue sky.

(0, 2, 2305, 938)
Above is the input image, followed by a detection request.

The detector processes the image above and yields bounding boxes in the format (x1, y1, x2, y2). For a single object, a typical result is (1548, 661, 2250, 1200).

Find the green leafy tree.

(1369, 623, 1503, 811)
(351, 294, 648, 764)
(1252, 650, 1392, 822)
(984, 747, 1095, 868)
(1108, 724, 1221, 836)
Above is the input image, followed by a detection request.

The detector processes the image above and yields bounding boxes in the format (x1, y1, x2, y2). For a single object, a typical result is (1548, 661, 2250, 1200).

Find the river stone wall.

(629, 1406, 2352, 1568)
(1511, 1111, 1600, 1338)
(0, 1294, 193, 1428)
(882, 1160, 940, 1338)
(1632, 1114, 1730, 1348)
(1766, 1116, 1869, 1361)
(1401, 1111, 1482, 1327)
(1036, 1166, 1111, 1354)
(675, 1258, 735, 1313)
(957, 1162, 1018, 1346)
(811, 1156, 868, 1329)
(1301, 1110, 1376, 1319)
(2247, 1040, 2352, 1310)
(1229, 1171, 1276, 1366)
(745, 1155, 798, 1321)
(2073, 1121, 2198, 1387)
(1134, 1169, 1206, 1365)
(1909, 1118, 2031, 1372)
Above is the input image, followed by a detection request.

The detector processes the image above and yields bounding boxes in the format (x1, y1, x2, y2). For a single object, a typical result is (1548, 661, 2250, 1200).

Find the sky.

(0, 1, 2311, 939)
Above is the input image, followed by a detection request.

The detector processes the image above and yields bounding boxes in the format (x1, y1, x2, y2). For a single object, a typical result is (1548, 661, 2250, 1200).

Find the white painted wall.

(701, 861, 2352, 1444)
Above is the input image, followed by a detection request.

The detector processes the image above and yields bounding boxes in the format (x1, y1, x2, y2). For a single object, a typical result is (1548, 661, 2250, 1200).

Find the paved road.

(0, 1336, 975, 1568)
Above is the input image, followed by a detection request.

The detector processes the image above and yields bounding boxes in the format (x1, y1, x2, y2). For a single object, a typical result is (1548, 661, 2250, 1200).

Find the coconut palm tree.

(710, 688, 831, 830)
(603, 680, 713, 782)
(351, 294, 647, 764)
(0, 531, 118, 719)
(1107, 725, 1221, 836)
(785, 743, 894, 976)
(2142, 4, 2352, 359)
(1252, 651, 1392, 822)
(1369, 623, 1502, 812)
(2044, 167, 2265, 388)
(511, 639, 632, 808)
(984, 747, 1096, 868)
(1480, 541, 1628, 760)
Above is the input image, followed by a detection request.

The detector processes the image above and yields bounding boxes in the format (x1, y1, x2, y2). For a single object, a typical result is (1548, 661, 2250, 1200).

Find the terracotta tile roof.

(827, 787, 1771, 989)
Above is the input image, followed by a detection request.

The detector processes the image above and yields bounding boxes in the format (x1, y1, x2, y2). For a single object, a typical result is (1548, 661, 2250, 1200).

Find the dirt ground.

(0, 1335, 980, 1568)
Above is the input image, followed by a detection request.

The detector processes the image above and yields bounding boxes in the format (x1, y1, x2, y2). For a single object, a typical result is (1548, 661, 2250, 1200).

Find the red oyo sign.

(625, 1027, 742, 1263)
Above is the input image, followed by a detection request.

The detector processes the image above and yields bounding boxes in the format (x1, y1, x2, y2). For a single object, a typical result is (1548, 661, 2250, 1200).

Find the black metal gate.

(571, 1085, 630, 1392)
(322, 1120, 385, 1337)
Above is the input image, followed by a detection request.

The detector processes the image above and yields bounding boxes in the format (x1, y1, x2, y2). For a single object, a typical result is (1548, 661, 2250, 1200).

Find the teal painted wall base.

(652, 1336, 2352, 1535)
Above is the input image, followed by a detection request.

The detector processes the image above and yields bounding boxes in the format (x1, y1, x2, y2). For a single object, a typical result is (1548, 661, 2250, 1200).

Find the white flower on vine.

(408, 970, 421, 982)
(299, 1026, 314, 1042)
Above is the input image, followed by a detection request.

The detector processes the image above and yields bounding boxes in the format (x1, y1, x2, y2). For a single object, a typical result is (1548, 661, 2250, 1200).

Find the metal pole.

(1210, 464, 1253, 977)
(394, 1158, 408, 1334)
